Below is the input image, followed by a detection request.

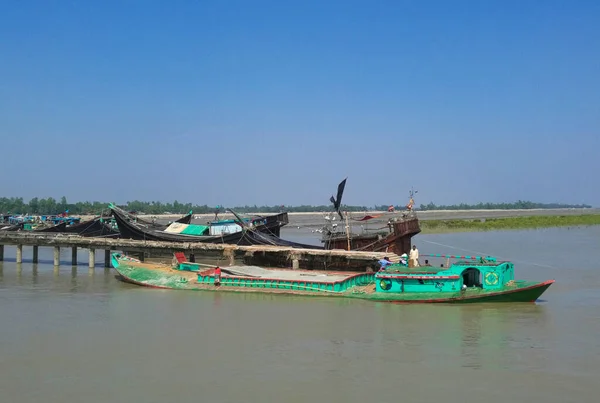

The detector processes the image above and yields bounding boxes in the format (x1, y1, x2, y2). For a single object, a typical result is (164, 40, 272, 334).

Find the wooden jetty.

(0, 232, 401, 271)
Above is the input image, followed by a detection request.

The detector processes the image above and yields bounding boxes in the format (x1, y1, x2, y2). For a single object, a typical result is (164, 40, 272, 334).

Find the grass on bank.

(419, 214, 600, 234)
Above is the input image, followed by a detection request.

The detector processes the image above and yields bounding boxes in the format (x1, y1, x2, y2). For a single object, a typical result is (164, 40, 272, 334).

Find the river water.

(1, 226, 599, 403)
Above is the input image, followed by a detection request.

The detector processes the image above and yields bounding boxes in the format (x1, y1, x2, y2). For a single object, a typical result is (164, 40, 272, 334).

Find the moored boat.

(109, 204, 293, 245)
(320, 179, 421, 255)
(62, 217, 121, 238)
(111, 252, 554, 303)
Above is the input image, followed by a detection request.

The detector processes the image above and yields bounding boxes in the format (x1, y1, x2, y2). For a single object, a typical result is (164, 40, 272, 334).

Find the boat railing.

(420, 253, 498, 264)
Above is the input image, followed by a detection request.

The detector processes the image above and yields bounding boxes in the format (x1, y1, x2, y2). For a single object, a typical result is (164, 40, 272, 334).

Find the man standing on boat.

(409, 245, 420, 267)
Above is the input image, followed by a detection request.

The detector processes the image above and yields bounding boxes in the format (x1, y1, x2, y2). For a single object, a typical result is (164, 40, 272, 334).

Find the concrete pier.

(16, 245, 23, 263)
(0, 232, 400, 271)
(53, 246, 60, 266)
(72, 247, 78, 265)
(32, 246, 39, 263)
(89, 249, 95, 268)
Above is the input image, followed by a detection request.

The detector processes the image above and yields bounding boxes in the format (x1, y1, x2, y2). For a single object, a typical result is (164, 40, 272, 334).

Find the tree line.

(0, 197, 592, 215)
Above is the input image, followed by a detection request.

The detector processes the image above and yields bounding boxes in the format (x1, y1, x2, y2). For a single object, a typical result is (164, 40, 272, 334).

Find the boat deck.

(124, 260, 358, 284)
(221, 265, 353, 283)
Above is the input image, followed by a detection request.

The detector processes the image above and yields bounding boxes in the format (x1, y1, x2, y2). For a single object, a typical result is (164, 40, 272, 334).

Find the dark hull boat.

(129, 211, 193, 230)
(33, 222, 68, 232)
(63, 217, 121, 238)
(112, 207, 247, 243)
(0, 223, 23, 231)
(110, 205, 311, 247)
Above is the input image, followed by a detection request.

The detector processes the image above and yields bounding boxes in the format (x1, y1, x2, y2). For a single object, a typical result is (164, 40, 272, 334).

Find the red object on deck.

(174, 252, 187, 263)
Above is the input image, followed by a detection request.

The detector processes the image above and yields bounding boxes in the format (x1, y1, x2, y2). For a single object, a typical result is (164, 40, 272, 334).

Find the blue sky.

(1, 0, 598, 207)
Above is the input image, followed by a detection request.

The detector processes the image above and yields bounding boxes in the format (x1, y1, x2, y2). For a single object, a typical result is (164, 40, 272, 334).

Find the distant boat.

(32, 222, 68, 232)
(62, 217, 120, 238)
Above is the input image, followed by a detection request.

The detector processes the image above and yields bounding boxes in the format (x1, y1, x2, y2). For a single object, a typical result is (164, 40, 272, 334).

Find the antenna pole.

(345, 211, 351, 251)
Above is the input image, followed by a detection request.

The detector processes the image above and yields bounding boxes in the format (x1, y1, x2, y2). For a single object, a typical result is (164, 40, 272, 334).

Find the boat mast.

(345, 211, 351, 251)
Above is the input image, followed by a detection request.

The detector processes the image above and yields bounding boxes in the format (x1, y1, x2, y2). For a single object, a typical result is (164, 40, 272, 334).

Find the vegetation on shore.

(420, 214, 600, 234)
(0, 196, 594, 215)
(417, 201, 592, 211)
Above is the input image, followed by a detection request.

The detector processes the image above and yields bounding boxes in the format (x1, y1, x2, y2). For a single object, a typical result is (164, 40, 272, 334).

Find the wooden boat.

(126, 211, 193, 230)
(321, 179, 421, 256)
(109, 204, 292, 245)
(111, 252, 554, 304)
(0, 222, 23, 231)
(32, 222, 68, 232)
(62, 217, 121, 238)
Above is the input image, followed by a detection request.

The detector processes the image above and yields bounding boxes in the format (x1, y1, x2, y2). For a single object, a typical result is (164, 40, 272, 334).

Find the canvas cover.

(164, 222, 209, 236)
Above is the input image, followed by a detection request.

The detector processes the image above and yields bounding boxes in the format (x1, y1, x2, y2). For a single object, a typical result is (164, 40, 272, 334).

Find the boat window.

(462, 268, 481, 288)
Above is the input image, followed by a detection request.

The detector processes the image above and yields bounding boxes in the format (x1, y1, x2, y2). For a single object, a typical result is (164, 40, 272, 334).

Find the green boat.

(111, 253, 554, 304)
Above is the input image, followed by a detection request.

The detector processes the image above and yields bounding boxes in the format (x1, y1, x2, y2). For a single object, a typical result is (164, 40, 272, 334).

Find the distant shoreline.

(107, 207, 599, 219)
(420, 214, 600, 234)
(77, 208, 600, 234)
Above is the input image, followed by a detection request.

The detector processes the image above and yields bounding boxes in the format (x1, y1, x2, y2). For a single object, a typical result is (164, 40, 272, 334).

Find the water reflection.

(71, 267, 78, 291)
(32, 264, 38, 285)
(459, 306, 483, 369)
(454, 304, 551, 371)
(104, 268, 112, 284)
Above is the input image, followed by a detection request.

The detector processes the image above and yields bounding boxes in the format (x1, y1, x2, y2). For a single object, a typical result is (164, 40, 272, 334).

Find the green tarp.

(180, 224, 209, 236)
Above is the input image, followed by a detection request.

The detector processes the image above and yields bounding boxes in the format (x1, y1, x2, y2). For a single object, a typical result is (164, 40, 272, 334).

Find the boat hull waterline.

(111, 255, 554, 304)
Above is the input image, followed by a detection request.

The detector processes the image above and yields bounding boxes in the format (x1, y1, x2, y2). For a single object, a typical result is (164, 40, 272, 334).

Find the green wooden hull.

(111, 255, 554, 304)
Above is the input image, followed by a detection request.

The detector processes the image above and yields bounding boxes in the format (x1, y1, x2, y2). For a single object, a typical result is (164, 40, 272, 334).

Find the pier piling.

(53, 247, 60, 266)
(71, 247, 77, 266)
(291, 254, 300, 270)
(89, 249, 95, 268)
(104, 250, 111, 268)
(16, 245, 23, 263)
(223, 249, 235, 266)
(0, 245, 3, 261)
(32, 246, 39, 263)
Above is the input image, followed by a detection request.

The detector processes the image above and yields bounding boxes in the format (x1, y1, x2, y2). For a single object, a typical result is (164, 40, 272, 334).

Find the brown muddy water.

(0, 226, 599, 403)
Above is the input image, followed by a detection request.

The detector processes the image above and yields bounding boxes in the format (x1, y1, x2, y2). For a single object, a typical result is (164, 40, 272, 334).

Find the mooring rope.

(419, 239, 559, 269)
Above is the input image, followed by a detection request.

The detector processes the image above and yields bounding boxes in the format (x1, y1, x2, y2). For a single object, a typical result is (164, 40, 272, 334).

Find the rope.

(419, 239, 559, 269)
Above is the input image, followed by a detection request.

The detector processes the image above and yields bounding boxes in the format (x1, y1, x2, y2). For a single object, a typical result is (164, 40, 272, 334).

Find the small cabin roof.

(379, 259, 509, 278)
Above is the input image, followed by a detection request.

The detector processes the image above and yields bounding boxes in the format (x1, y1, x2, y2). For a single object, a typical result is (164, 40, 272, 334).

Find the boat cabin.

(375, 255, 514, 293)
